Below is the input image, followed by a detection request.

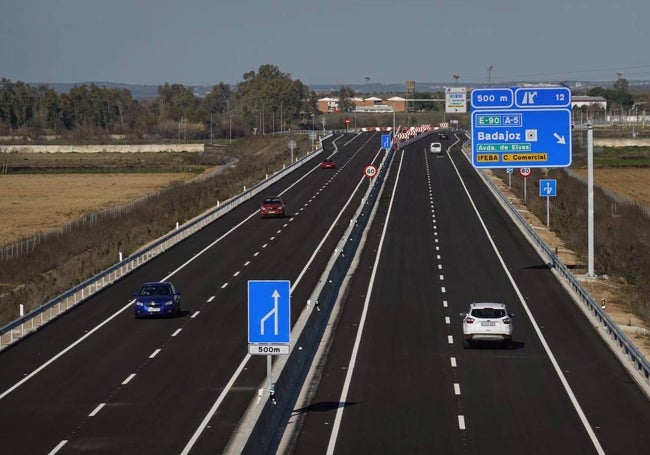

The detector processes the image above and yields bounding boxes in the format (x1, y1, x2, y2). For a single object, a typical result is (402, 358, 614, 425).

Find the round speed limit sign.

(518, 167, 532, 178)
(364, 164, 378, 179)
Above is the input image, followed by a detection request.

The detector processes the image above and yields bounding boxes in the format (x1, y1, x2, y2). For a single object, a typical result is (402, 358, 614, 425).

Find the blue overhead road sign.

(248, 280, 291, 344)
(471, 87, 572, 169)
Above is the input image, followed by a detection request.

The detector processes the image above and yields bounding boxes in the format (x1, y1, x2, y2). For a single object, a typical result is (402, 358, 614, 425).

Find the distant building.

(316, 96, 407, 113)
(571, 96, 607, 110)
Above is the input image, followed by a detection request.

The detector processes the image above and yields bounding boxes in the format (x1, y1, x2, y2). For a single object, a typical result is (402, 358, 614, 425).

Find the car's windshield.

(471, 308, 506, 318)
(141, 284, 170, 296)
(263, 198, 281, 204)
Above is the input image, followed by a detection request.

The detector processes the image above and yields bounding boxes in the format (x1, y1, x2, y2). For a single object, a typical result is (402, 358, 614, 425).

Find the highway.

(1, 130, 649, 454)
(285, 133, 650, 454)
(0, 132, 386, 454)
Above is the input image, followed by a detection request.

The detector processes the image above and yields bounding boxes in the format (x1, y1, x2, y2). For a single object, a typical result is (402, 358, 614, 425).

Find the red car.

(260, 197, 286, 218)
(321, 158, 336, 169)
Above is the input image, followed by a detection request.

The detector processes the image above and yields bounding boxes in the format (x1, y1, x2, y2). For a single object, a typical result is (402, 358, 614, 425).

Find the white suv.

(460, 302, 513, 348)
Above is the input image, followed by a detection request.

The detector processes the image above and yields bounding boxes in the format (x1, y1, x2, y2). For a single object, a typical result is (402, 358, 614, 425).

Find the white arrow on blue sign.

(539, 179, 557, 197)
(248, 280, 291, 344)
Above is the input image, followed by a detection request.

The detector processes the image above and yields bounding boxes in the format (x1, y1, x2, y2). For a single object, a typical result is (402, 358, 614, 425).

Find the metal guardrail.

(460, 137, 650, 383)
(0, 138, 331, 350)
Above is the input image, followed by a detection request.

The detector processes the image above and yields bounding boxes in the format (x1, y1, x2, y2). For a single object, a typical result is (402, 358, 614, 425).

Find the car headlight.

(164, 300, 174, 306)
(135, 301, 144, 307)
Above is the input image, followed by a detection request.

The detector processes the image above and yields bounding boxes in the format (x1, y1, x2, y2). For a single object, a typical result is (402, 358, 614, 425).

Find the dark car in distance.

(260, 197, 286, 218)
(438, 131, 449, 139)
(134, 281, 181, 318)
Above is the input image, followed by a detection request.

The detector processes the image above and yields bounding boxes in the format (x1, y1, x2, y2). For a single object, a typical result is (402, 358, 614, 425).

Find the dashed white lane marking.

(244, 261, 251, 266)
(262, 243, 268, 248)
(171, 329, 182, 337)
(89, 403, 105, 417)
(122, 374, 136, 385)
(441, 287, 447, 293)
(270, 237, 275, 241)
(445, 317, 450, 324)
(439, 275, 444, 280)
(276, 230, 282, 234)
(191, 311, 200, 319)
(254, 252, 259, 256)
(149, 349, 161, 359)
(207, 296, 215, 302)
(458, 415, 466, 430)
(221, 283, 228, 289)
(454, 383, 461, 395)
(233, 271, 240, 277)
(438, 264, 443, 270)
(451, 357, 457, 367)
(443, 300, 448, 307)
(448, 335, 453, 344)
(437, 255, 441, 260)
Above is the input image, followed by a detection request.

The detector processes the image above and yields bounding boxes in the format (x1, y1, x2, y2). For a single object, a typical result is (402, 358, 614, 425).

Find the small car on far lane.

(133, 281, 181, 318)
(260, 196, 286, 218)
(321, 158, 336, 169)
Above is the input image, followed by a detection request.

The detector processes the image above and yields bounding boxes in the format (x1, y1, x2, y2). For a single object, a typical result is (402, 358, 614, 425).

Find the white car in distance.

(460, 302, 514, 348)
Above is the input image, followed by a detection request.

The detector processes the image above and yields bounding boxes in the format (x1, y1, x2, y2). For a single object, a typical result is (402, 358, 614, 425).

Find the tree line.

(0, 65, 319, 141)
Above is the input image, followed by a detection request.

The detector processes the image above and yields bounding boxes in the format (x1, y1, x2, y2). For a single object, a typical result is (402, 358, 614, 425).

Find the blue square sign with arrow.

(248, 280, 291, 344)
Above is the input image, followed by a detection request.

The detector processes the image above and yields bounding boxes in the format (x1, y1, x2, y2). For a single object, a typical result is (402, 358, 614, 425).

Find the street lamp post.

(487, 65, 493, 86)
(453, 74, 460, 86)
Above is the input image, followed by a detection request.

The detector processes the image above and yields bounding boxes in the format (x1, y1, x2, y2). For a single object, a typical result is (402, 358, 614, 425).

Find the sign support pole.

(546, 196, 550, 227)
(267, 355, 274, 403)
(587, 123, 595, 277)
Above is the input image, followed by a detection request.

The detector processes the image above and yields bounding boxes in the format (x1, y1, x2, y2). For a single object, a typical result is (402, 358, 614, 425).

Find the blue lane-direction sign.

(381, 134, 392, 150)
(539, 179, 557, 197)
(248, 280, 291, 344)
(515, 87, 571, 108)
(471, 87, 572, 169)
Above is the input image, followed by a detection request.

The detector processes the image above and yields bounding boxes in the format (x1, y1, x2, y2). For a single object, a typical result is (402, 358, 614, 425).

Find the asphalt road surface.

(2, 130, 649, 455)
(286, 132, 650, 454)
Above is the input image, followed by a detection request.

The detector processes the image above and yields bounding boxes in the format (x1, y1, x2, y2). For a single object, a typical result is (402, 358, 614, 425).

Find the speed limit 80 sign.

(364, 164, 378, 179)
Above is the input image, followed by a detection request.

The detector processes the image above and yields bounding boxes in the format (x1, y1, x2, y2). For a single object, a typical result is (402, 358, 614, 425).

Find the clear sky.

(1, 0, 648, 87)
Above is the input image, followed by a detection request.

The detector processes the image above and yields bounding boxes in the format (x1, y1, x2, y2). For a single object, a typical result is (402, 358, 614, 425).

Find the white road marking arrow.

(553, 132, 566, 144)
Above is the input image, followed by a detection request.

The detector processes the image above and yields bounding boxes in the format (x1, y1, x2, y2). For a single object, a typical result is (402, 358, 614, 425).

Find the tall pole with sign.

(539, 179, 557, 227)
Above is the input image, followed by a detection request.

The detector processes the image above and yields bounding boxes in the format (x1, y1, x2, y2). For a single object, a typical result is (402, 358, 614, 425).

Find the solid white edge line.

(48, 440, 67, 454)
(448, 149, 605, 454)
(326, 151, 404, 455)
(0, 300, 134, 401)
(89, 402, 105, 417)
(181, 355, 252, 455)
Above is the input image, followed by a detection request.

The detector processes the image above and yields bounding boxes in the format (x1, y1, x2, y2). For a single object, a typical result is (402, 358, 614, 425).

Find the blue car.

(133, 281, 181, 318)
